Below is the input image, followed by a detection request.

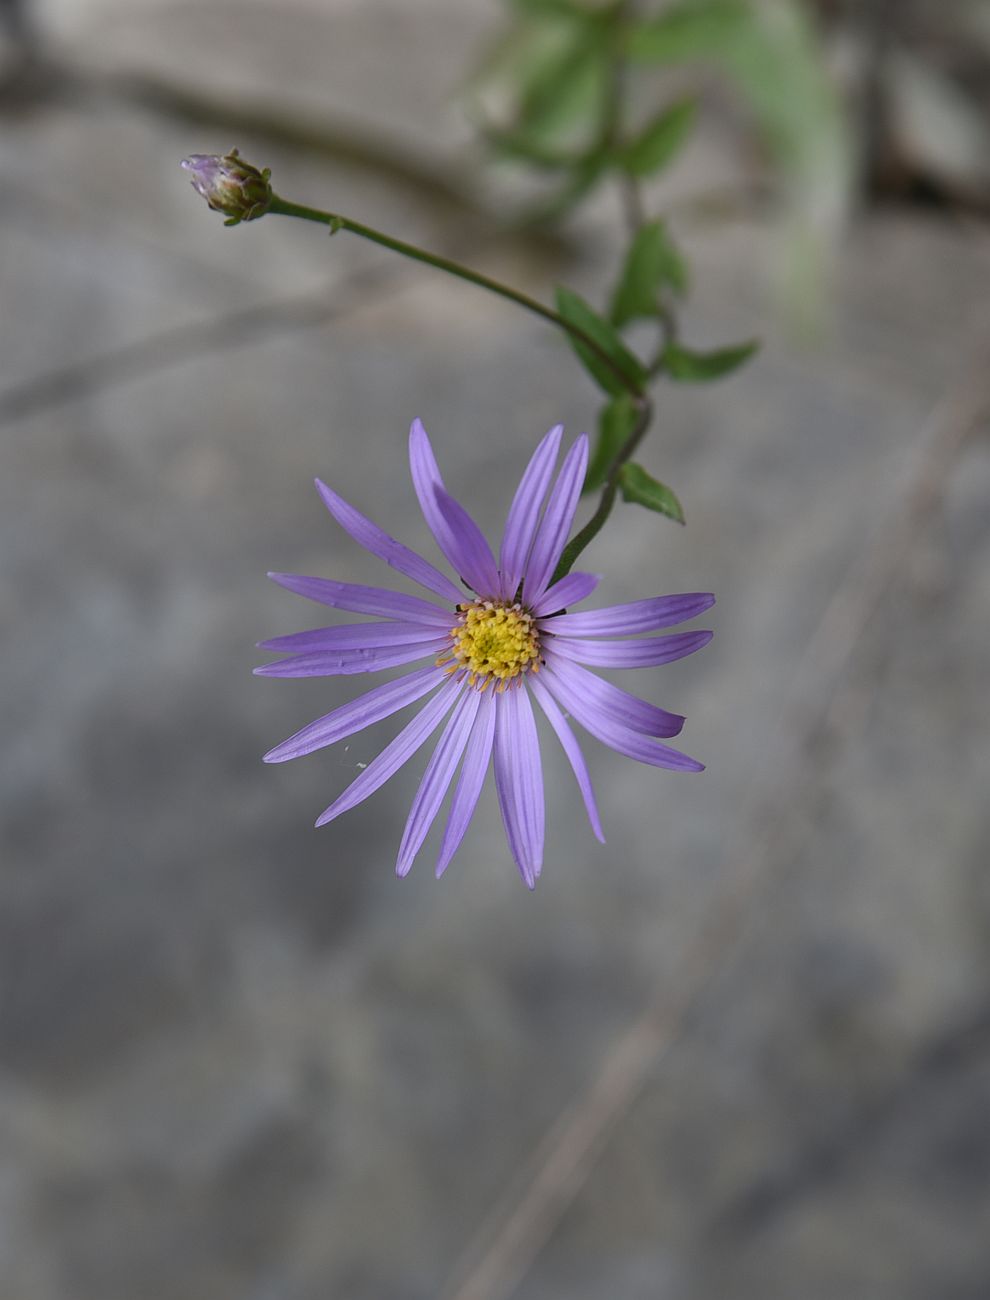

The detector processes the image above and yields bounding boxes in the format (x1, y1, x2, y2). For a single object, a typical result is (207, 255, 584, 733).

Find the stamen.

(446, 598, 542, 692)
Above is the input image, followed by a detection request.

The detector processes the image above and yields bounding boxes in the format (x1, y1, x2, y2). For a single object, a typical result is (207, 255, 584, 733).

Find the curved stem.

(551, 395, 652, 583)
(267, 194, 644, 398)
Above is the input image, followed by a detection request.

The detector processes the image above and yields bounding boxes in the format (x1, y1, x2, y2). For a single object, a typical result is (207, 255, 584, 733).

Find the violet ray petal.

(545, 628, 713, 669)
(493, 686, 545, 887)
(530, 571, 600, 618)
(395, 687, 483, 877)
(546, 592, 715, 637)
(540, 656, 684, 738)
(541, 665, 703, 772)
(521, 435, 589, 605)
(498, 424, 562, 600)
(436, 689, 496, 878)
(263, 666, 443, 763)
(259, 621, 453, 654)
(315, 680, 463, 827)
(433, 486, 501, 598)
(407, 419, 472, 582)
(254, 637, 449, 678)
(528, 675, 605, 843)
(315, 477, 463, 604)
(266, 573, 453, 626)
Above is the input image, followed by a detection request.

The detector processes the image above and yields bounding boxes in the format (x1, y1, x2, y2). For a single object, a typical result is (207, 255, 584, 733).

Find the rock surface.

(1, 3, 989, 1299)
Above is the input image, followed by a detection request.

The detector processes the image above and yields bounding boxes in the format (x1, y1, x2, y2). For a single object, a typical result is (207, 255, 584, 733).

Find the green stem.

(550, 395, 651, 584)
(267, 194, 644, 398)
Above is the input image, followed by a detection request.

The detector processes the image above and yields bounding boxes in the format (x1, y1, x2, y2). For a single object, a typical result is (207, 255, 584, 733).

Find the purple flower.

(258, 421, 713, 887)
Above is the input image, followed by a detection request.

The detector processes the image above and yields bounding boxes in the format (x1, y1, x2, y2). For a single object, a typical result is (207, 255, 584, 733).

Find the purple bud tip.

(180, 149, 273, 226)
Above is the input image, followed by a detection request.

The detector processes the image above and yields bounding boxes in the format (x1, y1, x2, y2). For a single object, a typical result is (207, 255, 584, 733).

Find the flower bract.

(180, 149, 272, 225)
(258, 421, 713, 887)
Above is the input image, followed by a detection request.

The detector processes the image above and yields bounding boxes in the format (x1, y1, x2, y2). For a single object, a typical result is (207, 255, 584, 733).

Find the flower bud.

(180, 149, 272, 225)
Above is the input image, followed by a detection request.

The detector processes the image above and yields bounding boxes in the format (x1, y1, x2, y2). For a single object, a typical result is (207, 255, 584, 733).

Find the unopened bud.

(180, 149, 272, 226)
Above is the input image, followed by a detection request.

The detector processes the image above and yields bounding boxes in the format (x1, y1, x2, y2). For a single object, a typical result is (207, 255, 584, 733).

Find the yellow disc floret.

(439, 600, 541, 691)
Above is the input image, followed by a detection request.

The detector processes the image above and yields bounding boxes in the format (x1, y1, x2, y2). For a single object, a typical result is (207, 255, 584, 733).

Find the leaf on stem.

(610, 219, 688, 327)
(584, 394, 637, 494)
(662, 338, 759, 381)
(515, 21, 607, 142)
(620, 99, 697, 177)
(618, 463, 685, 524)
(555, 287, 647, 396)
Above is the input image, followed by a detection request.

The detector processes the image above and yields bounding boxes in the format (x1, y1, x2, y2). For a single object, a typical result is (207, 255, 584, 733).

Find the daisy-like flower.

(258, 421, 713, 888)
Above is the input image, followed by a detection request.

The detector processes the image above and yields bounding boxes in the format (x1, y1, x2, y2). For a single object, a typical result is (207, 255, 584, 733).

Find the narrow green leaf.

(555, 286, 647, 396)
(663, 339, 759, 382)
(482, 125, 584, 170)
(610, 219, 688, 327)
(618, 463, 685, 524)
(584, 395, 637, 494)
(626, 1, 749, 63)
(621, 99, 697, 177)
(517, 26, 606, 141)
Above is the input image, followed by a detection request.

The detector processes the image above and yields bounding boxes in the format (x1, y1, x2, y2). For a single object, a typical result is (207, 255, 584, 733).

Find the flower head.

(258, 421, 713, 887)
(180, 149, 272, 225)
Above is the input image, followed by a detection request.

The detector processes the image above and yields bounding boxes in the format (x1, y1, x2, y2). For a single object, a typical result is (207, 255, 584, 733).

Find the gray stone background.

(2, 2, 989, 1298)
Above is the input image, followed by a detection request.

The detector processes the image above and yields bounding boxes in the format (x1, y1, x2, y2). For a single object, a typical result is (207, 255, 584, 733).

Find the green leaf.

(618, 463, 685, 524)
(627, 0, 849, 210)
(663, 339, 759, 381)
(610, 220, 688, 327)
(584, 394, 637, 494)
(555, 286, 647, 396)
(516, 25, 607, 142)
(626, 1, 750, 63)
(482, 125, 584, 170)
(621, 99, 697, 176)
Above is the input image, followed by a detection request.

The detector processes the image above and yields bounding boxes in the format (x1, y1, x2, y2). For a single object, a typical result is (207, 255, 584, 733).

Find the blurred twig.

(438, 344, 990, 1300)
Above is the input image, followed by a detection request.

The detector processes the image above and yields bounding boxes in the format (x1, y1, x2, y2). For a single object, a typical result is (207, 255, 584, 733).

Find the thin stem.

(267, 194, 644, 398)
(551, 396, 652, 583)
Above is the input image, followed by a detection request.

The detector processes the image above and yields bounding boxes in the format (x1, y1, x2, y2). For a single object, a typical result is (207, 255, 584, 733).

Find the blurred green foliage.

(467, 0, 848, 524)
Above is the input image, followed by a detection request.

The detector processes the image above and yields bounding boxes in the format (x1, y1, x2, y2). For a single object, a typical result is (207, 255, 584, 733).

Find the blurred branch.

(438, 343, 990, 1300)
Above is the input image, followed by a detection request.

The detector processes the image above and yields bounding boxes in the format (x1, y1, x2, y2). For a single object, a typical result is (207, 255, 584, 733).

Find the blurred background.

(2, 1, 989, 1297)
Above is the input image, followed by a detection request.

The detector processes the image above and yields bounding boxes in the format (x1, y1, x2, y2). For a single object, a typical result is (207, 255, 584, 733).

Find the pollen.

(439, 600, 541, 690)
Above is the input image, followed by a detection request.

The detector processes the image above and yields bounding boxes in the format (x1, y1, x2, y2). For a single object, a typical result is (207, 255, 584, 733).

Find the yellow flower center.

(439, 600, 541, 691)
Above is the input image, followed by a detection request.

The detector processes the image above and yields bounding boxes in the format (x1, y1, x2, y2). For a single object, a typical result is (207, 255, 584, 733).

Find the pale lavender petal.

(528, 675, 604, 843)
(259, 621, 452, 654)
(539, 656, 684, 737)
(436, 689, 496, 878)
(254, 637, 448, 677)
(546, 628, 712, 669)
(541, 665, 704, 772)
(267, 573, 453, 627)
(315, 680, 462, 827)
(408, 419, 467, 572)
(315, 478, 463, 604)
(493, 685, 544, 888)
(545, 592, 715, 637)
(395, 688, 483, 877)
(498, 424, 562, 600)
(263, 665, 443, 763)
(408, 420, 499, 595)
(433, 486, 501, 596)
(521, 435, 589, 605)
(530, 571, 600, 617)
